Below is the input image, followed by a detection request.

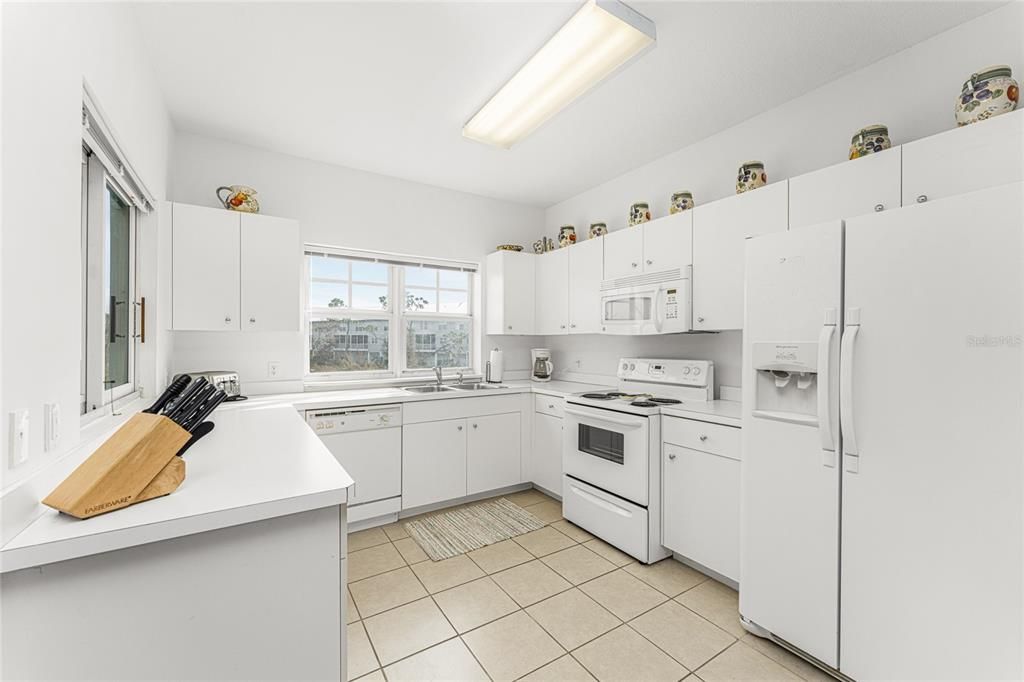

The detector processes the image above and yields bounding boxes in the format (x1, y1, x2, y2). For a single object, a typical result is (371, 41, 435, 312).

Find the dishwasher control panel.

(306, 404, 403, 434)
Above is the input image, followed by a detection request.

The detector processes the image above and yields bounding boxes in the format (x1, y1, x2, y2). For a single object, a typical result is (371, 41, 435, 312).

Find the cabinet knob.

(631, 262, 638, 268)
(874, 204, 884, 212)
(668, 453, 677, 460)
(699, 434, 708, 442)
(916, 194, 928, 204)
(646, 259, 652, 265)
(249, 316, 256, 324)
(472, 423, 478, 429)
(570, 324, 576, 328)
(697, 316, 705, 323)
(548, 404, 554, 409)
(507, 325, 512, 330)
(560, 324, 566, 329)
(457, 425, 463, 431)
(225, 316, 232, 323)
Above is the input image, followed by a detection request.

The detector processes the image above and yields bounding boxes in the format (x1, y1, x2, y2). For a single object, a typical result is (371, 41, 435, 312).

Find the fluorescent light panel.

(463, 0, 655, 149)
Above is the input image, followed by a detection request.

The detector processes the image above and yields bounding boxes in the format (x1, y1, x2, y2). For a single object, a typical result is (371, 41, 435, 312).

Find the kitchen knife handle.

(144, 375, 191, 414)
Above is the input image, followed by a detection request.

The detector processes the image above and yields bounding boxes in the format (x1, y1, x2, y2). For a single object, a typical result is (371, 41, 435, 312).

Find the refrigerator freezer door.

(841, 183, 1023, 680)
(740, 221, 843, 668)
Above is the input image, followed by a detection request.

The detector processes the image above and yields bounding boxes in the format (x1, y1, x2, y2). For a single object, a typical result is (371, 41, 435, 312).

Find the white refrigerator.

(740, 182, 1022, 680)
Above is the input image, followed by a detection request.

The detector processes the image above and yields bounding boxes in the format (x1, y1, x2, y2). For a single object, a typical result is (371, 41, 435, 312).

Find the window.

(305, 247, 477, 380)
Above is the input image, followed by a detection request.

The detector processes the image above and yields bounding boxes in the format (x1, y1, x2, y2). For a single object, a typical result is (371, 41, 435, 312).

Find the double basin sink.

(403, 383, 506, 394)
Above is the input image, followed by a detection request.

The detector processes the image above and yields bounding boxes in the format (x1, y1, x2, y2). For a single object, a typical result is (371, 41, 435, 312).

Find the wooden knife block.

(43, 413, 191, 519)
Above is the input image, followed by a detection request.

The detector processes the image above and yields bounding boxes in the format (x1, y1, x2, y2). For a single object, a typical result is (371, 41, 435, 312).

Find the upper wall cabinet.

(902, 109, 1023, 207)
(535, 249, 569, 334)
(568, 236, 604, 334)
(604, 212, 692, 282)
(485, 250, 535, 335)
(171, 203, 300, 332)
(789, 147, 902, 229)
(692, 181, 788, 331)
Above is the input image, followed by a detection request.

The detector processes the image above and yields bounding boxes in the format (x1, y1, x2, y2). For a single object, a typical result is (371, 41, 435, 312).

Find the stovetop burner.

(648, 397, 682, 405)
(631, 401, 659, 407)
(581, 393, 616, 400)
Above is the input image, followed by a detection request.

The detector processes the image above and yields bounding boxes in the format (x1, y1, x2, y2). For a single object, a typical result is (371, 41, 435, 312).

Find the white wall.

(0, 3, 173, 488)
(544, 2, 1024, 387)
(168, 133, 544, 392)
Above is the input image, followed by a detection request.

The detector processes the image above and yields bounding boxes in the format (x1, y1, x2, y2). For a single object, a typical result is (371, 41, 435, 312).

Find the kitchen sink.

(403, 385, 455, 393)
(448, 383, 507, 391)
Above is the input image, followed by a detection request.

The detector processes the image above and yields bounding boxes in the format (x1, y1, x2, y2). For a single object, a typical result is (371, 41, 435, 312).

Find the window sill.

(303, 374, 483, 393)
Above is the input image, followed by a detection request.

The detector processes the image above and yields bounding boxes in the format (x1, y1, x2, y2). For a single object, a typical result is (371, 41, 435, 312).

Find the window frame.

(303, 249, 477, 383)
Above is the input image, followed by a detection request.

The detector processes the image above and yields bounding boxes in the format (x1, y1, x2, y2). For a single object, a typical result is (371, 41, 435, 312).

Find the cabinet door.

(532, 412, 563, 496)
(467, 412, 521, 495)
(402, 419, 467, 509)
(486, 251, 535, 334)
(171, 203, 240, 330)
(535, 249, 569, 334)
(692, 181, 788, 330)
(662, 443, 740, 581)
(789, 147, 901, 229)
(568, 237, 603, 334)
(241, 213, 301, 331)
(902, 110, 1023, 206)
(603, 228, 643, 281)
(643, 212, 692, 273)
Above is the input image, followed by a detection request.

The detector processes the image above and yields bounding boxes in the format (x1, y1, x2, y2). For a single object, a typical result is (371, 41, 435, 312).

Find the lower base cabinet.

(532, 412, 563, 496)
(468, 412, 521, 494)
(402, 418, 467, 509)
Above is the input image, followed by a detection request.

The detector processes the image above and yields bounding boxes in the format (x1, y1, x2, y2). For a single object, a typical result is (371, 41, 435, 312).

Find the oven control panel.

(617, 358, 713, 388)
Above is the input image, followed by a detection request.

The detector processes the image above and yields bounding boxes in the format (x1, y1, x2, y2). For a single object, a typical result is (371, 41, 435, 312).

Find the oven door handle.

(564, 407, 645, 429)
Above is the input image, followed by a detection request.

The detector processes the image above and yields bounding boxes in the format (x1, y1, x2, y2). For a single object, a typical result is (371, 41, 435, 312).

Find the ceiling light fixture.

(463, 0, 655, 150)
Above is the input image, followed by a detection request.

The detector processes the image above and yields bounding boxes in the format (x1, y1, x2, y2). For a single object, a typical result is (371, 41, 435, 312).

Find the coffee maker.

(531, 348, 553, 382)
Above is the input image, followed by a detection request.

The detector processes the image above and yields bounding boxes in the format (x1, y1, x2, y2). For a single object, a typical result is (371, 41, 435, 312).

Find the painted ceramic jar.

(589, 222, 608, 239)
(956, 65, 1019, 126)
(736, 162, 766, 194)
(558, 225, 577, 248)
(849, 125, 891, 160)
(216, 185, 260, 213)
(669, 191, 694, 214)
(628, 202, 651, 226)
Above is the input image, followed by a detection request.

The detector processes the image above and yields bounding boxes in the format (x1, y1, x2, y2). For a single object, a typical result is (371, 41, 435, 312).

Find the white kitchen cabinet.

(789, 147, 902, 229)
(240, 213, 301, 331)
(662, 427, 740, 581)
(603, 227, 644, 281)
(172, 203, 240, 330)
(568, 237, 603, 334)
(642, 211, 692, 274)
(532, 411, 563, 497)
(467, 412, 521, 495)
(485, 251, 535, 334)
(402, 418, 467, 509)
(902, 109, 1023, 207)
(535, 249, 569, 334)
(172, 202, 300, 332)
(692, 181, 788, 330)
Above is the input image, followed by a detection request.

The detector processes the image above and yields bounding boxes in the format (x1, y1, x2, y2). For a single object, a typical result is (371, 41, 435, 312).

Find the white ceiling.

(133, 1, 999, 207)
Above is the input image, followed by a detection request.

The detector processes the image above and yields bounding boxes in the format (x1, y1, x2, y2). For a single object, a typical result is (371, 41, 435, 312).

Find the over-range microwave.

(600, 268, 691, 334)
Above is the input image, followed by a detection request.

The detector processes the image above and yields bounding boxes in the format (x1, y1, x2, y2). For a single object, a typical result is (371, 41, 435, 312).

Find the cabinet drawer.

(662, 417, 740, 460)
(534, 394, 565, 419)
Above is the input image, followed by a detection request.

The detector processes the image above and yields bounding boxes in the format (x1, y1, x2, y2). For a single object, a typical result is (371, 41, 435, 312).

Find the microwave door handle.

(653, 288, 663, 332)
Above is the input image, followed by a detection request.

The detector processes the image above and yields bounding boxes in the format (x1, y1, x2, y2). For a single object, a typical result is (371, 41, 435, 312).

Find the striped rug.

(404, 498, 546, 561)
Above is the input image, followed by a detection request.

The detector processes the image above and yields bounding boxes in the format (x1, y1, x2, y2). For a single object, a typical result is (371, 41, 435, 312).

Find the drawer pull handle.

(548, 404, 554, 409)
(668, 453, 676, 460)
(457, 425, 463, 431)
(916, 194, 928, 204)
(699, 434, 708, 442)
(874, 203, 884, 212)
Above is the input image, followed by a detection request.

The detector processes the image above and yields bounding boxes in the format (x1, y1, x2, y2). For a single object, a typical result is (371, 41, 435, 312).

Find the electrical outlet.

(8, 410, 29, 468)
(44, 403, 61, 452)
(267, 361, 281, 378)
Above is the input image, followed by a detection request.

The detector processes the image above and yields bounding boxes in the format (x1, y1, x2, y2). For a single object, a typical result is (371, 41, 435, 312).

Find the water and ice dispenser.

(751, 341, 819, 424)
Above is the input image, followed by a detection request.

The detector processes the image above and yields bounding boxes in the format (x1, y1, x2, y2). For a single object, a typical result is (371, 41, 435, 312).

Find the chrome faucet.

(434, 366, 443, 385)
(456, 370, 464, 385)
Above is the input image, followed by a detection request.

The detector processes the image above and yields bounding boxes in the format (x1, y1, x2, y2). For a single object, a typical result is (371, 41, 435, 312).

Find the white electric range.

(562, 358, 714, 564)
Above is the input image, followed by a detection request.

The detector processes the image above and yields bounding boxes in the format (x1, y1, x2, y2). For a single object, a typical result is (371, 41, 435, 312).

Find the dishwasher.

(306, 404, 402, 523)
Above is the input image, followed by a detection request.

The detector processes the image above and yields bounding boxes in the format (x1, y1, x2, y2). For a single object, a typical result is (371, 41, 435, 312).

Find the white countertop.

(0, 404, 353, 573)
(660, 400, 742, 427)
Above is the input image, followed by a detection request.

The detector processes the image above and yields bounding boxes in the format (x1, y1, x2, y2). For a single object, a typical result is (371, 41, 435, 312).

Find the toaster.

(173, 371, 246, 401)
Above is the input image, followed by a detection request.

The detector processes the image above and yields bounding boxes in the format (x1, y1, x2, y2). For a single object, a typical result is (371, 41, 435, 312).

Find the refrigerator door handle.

(817, 320, 837, 463)
(840, 317, 861, 464)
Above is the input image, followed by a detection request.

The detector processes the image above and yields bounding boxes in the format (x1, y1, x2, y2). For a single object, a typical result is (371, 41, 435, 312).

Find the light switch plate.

(44, 402, 61, 452)
(8, 410, 30, 468)
(267, 361, 281, 378)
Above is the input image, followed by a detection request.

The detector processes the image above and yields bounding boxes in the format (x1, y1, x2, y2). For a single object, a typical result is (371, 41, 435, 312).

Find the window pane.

(105, 187, 131, 391)
(404, 287, 436, 312)
(311, 255, 349, 280)
(405, 319, 471, 369)
(404, 266, 436, 288)
(352, 261, 388, 283)
(439, 270, 469, 290)
(311, 281, 349, 308)
(352, 284, 389, 310)
(309, 318, 390, 373)
(438, 290, 469, 314)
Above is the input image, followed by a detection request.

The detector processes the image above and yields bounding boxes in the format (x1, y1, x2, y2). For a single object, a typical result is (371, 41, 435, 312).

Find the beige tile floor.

(346, 490, 831, 682)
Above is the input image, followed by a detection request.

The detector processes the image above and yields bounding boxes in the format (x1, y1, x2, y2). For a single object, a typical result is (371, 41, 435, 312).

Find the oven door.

(563, 403, 651, 505)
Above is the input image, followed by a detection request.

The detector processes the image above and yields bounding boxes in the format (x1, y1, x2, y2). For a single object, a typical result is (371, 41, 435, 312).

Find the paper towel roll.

(487, 348, 504, 382)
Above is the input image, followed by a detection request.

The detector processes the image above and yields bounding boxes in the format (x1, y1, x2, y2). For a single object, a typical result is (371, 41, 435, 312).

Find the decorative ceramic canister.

(736, 162, 766, 194)
(849, 125, 892, 160)
(533, 239, 545, 254)
(588, 222, 608, 239)
(628, 202, 651, 226)
(956, 65, 1019, 126)
(669, 191, 695, 214)
(558, 225, 577, 248)
(216, 185, 260, 213)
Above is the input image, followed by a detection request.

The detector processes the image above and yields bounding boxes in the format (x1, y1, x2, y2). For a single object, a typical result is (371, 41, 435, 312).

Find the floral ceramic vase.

(589, 222, 608, 238)
(736, 162, 766, 194)
(628, 202, 651, 226)
(216, 185, 260, 213)
(669, 191, 694, 214)
(956, 65, 1019, 126)
(849, 125, 891, 160)
(558, 226, 577, 248)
